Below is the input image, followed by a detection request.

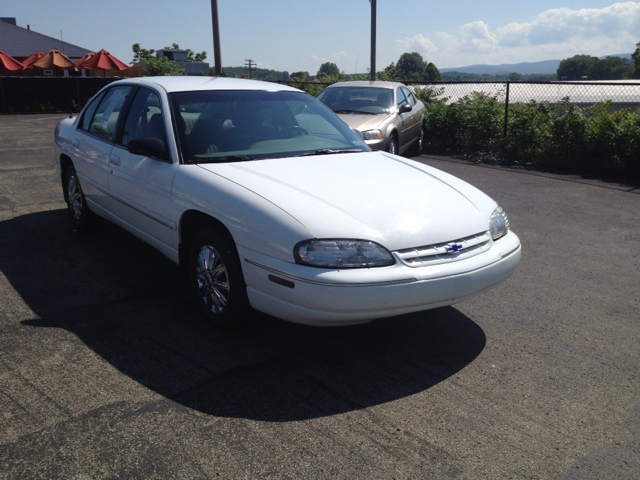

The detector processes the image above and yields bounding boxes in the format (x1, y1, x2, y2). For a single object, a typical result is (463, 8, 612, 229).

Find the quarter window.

(79, 92, 105, 131)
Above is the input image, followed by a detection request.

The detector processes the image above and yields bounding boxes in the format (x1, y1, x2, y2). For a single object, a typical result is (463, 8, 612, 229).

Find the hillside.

(441, 54, 632, 76)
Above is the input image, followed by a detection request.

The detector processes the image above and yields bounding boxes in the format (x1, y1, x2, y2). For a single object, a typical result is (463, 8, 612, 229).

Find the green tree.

(425, 62, 443, 82)
(557, 55, 598, 80)
(631, 41, 640, 79)
(131, 43, 155, 65)
(396, 52, 427, 80)
(290, 71, 309, 80)
(317, 62, 340, 78)
(142, 56, 184, 76)
(508, 72, 523, 81)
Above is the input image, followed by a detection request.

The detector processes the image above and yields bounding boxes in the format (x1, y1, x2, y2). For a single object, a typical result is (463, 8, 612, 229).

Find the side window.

(402, 87, 417, 106)
(396, 88, 408, 108)
(121, 88, 165, 146)
(87, 86, 132, 142)
(79, 92, 105, 131)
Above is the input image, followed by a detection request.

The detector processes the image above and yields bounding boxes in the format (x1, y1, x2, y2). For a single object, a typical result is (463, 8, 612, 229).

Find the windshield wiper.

(296, 149, 362, 157)
(198, 155, 257, 163)
(333, 109, 377, 115)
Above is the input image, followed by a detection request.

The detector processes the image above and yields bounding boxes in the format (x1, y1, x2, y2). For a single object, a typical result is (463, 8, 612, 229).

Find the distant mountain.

(441, 54, 632, 76)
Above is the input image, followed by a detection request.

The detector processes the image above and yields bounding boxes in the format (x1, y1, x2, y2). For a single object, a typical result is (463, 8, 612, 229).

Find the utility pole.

(370, 0, 376, 81)
(210, 0, 222, 75)
(245, 59, 256, 79)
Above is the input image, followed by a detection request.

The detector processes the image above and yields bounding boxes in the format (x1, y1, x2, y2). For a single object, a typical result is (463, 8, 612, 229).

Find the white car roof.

(108, 76, 301, 93)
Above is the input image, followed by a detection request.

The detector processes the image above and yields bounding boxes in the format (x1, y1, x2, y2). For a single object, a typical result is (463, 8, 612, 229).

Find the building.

(0, 17, 93, 76)
(155, 49, 210, 75)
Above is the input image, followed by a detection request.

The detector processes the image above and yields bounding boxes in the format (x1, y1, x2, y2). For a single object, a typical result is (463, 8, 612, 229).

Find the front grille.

(395, 231, 491, 267)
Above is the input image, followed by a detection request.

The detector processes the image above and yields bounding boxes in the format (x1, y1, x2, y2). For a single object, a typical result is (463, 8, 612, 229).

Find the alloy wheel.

(195, 244, 230, 314)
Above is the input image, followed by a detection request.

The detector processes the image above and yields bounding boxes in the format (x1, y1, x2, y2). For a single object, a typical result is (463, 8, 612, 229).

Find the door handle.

(109, 155, 121, 166)
(72, 139, 79, 148)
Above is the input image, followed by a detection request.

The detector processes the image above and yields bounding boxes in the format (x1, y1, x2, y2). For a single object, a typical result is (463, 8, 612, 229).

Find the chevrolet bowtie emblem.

(446, 243, 463, 254)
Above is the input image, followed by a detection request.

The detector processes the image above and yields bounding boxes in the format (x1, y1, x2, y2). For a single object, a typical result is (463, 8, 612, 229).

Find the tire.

(63, 164, 100, 232)
(417, 127, 425, 154)
(386, 134, 398, 155)
(189, 227, 250, 330)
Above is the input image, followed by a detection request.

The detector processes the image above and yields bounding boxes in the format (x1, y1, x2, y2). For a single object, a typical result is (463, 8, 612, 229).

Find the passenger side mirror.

(127, 137, 170, 161)
(398, 104, 412, 114)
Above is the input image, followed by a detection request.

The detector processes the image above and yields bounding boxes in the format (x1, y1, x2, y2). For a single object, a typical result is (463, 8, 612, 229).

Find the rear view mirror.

(399, 104, 412, 114)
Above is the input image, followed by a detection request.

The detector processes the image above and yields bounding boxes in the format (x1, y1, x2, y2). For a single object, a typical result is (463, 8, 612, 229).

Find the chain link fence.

(278, 79, 640, 180)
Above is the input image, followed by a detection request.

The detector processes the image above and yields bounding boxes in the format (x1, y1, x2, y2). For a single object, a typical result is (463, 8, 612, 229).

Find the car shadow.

(3, 209, 486, 422)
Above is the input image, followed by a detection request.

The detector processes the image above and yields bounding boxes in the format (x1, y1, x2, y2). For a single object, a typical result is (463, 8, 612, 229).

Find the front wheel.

(386, 134, 398, 155)
(189, 227, 250, 330)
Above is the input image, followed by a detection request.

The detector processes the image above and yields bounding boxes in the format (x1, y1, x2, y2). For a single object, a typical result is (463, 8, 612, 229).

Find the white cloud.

(394, 2, 640, 67)
(395, 34, 438, 54)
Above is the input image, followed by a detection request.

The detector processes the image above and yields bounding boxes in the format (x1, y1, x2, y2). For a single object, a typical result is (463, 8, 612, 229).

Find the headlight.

(294, 239, 395, 268)
(361, 129, 384, 141)
(489, 206, 510, 240)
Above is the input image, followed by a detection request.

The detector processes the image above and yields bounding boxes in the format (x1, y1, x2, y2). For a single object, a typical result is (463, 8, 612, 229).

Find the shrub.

(420, 91, 640, 182)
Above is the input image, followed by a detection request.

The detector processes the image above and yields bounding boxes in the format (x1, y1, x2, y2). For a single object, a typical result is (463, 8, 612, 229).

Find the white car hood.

(199, 152, 494, 251)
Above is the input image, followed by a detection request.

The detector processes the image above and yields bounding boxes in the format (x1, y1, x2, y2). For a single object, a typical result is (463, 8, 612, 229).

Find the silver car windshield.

(317, 87, 394, 114)
(170, 90, 370, 163)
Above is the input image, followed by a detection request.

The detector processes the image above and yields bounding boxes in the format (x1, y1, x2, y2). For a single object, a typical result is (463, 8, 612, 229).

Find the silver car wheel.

(418, 128, 425, 152)
(67, 175, 83, 221)
(196, 244, 230, 314)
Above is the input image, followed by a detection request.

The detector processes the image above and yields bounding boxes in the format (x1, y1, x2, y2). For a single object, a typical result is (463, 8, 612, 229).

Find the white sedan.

(54, 77, 521, 328)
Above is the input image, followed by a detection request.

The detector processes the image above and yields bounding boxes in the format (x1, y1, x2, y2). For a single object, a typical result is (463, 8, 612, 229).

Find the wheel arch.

(178, 210, 236, 268)
(59, 154, 73, 188)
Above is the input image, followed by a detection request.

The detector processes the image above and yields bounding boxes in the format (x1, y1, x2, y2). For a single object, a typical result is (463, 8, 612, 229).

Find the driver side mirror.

(398, 103, 412, 114)
(127, 137, 170, 161)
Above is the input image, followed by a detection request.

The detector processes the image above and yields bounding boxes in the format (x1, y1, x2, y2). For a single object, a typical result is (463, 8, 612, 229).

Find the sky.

(2, 1, 639, 73)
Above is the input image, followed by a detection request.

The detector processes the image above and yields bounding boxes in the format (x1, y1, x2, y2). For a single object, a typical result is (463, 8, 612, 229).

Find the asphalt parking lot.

(0, 114, 638, 479)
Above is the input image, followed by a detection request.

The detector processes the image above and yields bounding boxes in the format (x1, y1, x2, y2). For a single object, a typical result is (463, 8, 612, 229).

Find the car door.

(401, 86, 422, 148)
(395, 87, 413, 149)
(108, 86, 178, 254)
(69, 85, 132, 221)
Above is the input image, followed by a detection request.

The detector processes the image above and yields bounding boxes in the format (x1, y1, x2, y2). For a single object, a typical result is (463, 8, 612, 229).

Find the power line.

(245, 59, 256, 79)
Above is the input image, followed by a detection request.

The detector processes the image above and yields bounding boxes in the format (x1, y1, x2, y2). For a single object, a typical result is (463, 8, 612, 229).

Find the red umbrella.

(74, 52, 95, 67)
(79, 49, 128, 71)
(0, 50, 25, 71)
(21, 51, 45, 68)
(32, 48, 79, 70)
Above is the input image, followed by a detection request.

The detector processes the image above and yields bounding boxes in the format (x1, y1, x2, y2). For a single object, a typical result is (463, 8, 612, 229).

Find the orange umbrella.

(79, 49, 128, 71)
(21, 51, 45, 68)
(74, 52, 95, 67)
(0, 50, 25, 71)
(32, 48, 79, 71)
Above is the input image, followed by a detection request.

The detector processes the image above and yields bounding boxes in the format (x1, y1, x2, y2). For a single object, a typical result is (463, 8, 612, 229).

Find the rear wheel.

(63, 165, 100, 232)
(417, 127, 425, 153)
(189, 227, 250, 330)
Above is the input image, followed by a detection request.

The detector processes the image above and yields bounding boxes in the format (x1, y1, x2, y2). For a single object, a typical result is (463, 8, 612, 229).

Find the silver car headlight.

(294, 239, 395, 268)
(489, 206, 510, 240)
(361, 129, 384, 141)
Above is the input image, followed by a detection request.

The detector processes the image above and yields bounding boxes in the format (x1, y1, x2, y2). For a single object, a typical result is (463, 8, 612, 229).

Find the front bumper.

(239, 231, 521, 326)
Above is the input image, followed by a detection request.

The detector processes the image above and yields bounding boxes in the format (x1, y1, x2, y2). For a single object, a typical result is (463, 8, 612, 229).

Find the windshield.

(170, 90, 370, 163)
(317, 87, 394, 114)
